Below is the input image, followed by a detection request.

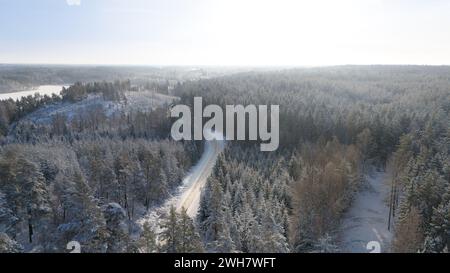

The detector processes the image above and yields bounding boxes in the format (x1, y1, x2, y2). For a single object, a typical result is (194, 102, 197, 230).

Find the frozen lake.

(0, 85, 68, 101)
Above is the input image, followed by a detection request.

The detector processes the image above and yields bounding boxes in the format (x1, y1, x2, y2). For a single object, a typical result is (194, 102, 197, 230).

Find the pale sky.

(1, 0, 450, 66)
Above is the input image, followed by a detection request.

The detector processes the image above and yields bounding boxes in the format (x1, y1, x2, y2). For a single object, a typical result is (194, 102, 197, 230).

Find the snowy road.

(175, 133, 224, 217)
(139, 131, 224, 229)
(338, 170, 393, 253)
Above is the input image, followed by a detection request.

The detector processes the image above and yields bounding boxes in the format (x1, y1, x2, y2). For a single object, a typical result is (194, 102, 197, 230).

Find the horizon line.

(2, 62, 450, 68)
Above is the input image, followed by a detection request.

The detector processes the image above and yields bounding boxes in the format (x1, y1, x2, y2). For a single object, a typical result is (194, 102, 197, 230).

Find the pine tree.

(356, 128, 375, 167)
(260, 211, 290, 253)
(58, 172, 108, 253)
(114, 152, 133, 216)
(425, 203, 450, 252)
(159, 206, 179, 253)
(199, 177, 223, 242)
(213, 189, 236, 253)
(392, 206, 424, 253)
(15, 156, 51, 244)
(139, 222, 158, 253)
(154, 168, 169, 202)
(138, 149, 159, 210)
(215, 222, 235, 253)
(416, 170, 446, 222)
(0, 190, 18, 237)
(236, 203, 258, 253)
(162, 151, 181, 188)
(178, 208, 203, 253)
(103, 203, 130, 253)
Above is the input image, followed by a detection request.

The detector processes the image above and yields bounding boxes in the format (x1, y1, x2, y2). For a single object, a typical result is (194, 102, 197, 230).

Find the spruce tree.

(178, 208, 203, 253)
(139, 222, 158, 253)
(159, 206, 180, 253)
(103, 203, 130, 253)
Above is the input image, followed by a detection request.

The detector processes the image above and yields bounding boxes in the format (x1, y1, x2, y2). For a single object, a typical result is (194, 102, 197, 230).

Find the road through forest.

(175, 133, 224, 217)
(139, 131, 224, 231)
(338, 170, 393, 253)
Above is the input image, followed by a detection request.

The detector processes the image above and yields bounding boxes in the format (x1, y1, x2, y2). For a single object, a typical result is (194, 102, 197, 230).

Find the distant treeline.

(0, 64, 238, 93)
(61, 81, 130, 102)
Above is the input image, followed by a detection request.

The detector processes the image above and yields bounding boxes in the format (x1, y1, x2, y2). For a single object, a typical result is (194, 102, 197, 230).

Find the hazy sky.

(1, 0, 450, 66)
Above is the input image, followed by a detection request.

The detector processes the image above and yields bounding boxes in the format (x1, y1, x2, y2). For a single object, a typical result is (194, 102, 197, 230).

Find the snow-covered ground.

(138, 131, 224, 229)
(0, 85, 68, 100)
(338, 170, 393, 253)
(17, 91, 177, 124)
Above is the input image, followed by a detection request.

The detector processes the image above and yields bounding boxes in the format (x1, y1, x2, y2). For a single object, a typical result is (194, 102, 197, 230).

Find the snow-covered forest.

(1, 65, 449, 253)
(174, 66, 450, 253)
(0, 76, 203, 252)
